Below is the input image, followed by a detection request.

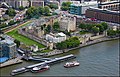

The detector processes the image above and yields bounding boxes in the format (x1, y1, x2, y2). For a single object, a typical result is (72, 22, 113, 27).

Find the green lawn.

(6, 21, 45, 48)
(7, 30, 45, 48)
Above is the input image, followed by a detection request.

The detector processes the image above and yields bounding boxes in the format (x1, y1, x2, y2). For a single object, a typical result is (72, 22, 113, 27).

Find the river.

(0, 40, 119, 76)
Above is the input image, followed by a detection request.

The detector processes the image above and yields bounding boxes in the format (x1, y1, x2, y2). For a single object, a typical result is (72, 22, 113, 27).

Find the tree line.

(79, 22, 108, 35)
(56, 37, 80, 50)
(61, 2, 72, 11)
(26, 6, 51, 19)
(107, 29, 120, 37)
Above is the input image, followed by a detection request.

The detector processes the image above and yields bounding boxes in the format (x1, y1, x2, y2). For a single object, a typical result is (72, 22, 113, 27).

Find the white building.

(46, 32, 66, 43)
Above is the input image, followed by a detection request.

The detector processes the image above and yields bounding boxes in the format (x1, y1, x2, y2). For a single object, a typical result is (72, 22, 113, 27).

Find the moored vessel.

(31, 65, 50, 73)
(64, 61, 80, 68)
(10, 67, 28, 76)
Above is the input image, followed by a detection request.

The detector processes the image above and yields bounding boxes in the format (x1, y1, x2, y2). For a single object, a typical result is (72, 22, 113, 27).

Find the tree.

(101, 22, 108, 30)
(79, 23, 87, 30)
(44, 6, 50, 16)
(8, 20, 15, 25)
(14, 39, 20, 47)
(86, 24, 94, 31)
(96, 24, 104, 33)
(71, 37, 79, 40)
(56, 37, 80, 49)
(61, 2, 72, 11)
(107, 29, 120, 37)
(33, 8, 39, 18)
(0, 23, 7, 28)
(5, 8, 16, 16)
(0, 29, 2, 34)
(19, 6, 24, 10)
(53, 21, 59, 30)
(62, 2, 72, 8)
(38, 6, 44, 15)
(116, 30, 120, 36)
(91, 26, 99, 34)
(61, 6, 68, 11)
(61, 42, 67, 49)
(26, 6, 40, 18)
(49, 4, 58, 9)
(107, 30, 116, 36)
(26, 6, 36, 18)
(45, 25, 51, 33)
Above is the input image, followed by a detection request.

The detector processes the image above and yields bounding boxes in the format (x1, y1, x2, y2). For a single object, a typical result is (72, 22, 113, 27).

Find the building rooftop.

(1, 39, 14, 45)
(100, 0, 119, 5)
(89, 7, 120, 15)
(71, 1, 98, 6)
(57, 32, 66, 37)
(49, 32, 66, 37)
(0, 35, 15, 45)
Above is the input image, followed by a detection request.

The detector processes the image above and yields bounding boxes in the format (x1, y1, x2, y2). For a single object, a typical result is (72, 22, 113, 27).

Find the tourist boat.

(64, 61, 80, 68)
(31, 65, 50, 73)
(10, 67, 28, 76)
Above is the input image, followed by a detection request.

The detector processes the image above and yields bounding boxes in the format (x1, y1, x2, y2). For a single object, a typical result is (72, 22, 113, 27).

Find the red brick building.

(85, 8, 120, 24)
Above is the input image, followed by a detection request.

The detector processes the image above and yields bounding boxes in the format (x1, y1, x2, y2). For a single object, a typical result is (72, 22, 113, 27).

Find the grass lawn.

(6, 21, 45, 48)
(7, 30, 45, 48)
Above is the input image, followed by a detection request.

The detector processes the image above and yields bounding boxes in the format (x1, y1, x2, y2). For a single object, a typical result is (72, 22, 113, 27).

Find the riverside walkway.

(38, 37, 119, 57)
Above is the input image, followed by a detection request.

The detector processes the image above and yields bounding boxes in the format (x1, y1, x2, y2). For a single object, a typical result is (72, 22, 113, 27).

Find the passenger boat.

(31, 65, 50, 73)
(64, 61, 80, 68)
(10, 67, 28, 76)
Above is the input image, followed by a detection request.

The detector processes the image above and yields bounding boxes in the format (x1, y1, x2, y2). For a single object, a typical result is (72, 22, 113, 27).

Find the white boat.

(31, 65, 50, 73)
(64, 61, 80, 68)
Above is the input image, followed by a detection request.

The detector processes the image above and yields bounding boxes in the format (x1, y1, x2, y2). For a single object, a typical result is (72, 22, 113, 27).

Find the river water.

(0, 40, 119, 76)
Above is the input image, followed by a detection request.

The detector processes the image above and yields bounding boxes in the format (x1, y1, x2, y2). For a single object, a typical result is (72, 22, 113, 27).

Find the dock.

(11, 54, 76, 76)
(17, 48, 52, 62)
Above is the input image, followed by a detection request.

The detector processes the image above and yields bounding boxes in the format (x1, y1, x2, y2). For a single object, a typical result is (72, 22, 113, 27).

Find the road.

(3, 20, 31, 33)
(13, 9, 27, 21)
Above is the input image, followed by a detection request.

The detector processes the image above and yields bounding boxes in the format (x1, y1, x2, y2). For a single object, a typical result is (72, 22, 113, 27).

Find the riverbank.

(1, 39, 119, 76)
(40, 37, 119, 57)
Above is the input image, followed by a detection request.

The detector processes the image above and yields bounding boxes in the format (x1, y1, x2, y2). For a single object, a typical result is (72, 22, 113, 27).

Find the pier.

(17, 48, 51, 62)
(11, 54, 76, 76)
